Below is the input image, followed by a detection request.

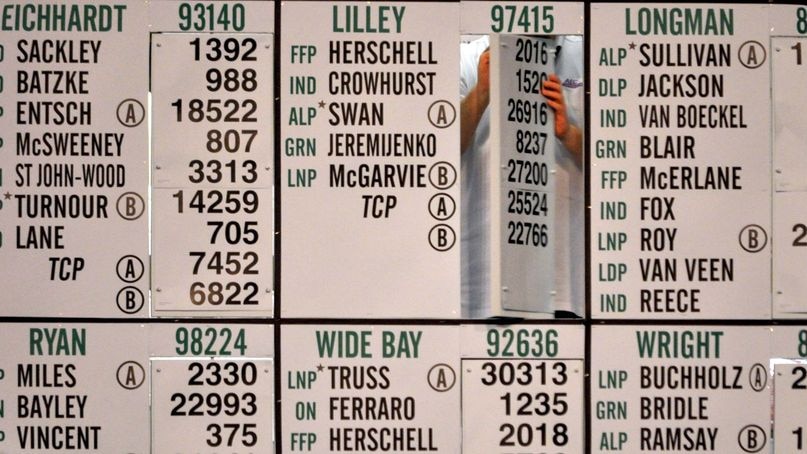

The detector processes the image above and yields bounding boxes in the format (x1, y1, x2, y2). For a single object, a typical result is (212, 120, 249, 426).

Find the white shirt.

(460, 36, 491, 318)
(553, 35, 584, 316)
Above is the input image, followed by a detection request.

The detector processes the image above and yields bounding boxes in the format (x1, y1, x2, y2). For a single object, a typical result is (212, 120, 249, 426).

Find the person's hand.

(542, 73, 582, 165)
(475, 49, 490, 106)
(461, 48, 491, 154)
(541, 74, 568, 140)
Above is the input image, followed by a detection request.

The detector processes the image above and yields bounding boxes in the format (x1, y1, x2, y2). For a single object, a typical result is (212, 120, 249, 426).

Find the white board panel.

(281, 2, 460, 318)
(771, 31, 807, 318)
(774, 362, 807, 454)
(490, 34, 557, 314)
(460, 324, 584, 453)
(281, 324, 460, 453)
(150, 26, 274, 316)
(771, 327, 807, 451)
(0, 1, 149, 317)
(592, 325, 772, 453)
(151, 187, 274, 315)
(147, 323, 274, 453)
(151, 358, 274, 453)
(590, 4, 772, 319)
(772, 37, 807, 191)
(773, 193, 807, 317)
(151, 32, 273, 189)
(0, 323, 149, 452)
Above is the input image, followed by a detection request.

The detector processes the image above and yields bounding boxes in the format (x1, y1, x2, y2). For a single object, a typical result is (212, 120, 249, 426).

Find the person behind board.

(460, 35, 584, 318)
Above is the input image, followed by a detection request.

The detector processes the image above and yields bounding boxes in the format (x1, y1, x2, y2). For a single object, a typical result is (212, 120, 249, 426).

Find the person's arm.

(542, 74, 582, 166)
(461, 49, 490, 154)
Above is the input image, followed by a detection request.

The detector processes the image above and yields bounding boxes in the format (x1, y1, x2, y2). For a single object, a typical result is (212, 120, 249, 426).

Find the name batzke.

(18, 70, 89, 94)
